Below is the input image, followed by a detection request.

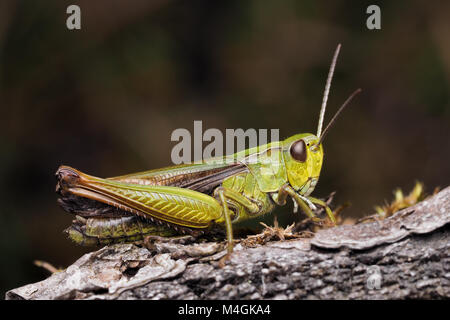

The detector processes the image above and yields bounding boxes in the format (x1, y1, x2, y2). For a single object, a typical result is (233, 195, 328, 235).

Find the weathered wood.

(6, 187, 450, 300)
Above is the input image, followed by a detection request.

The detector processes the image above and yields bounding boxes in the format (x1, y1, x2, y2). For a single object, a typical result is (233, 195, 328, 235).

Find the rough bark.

(6, 187, 450, 300)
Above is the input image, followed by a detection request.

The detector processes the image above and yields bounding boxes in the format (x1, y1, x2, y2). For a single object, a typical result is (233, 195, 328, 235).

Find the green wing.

(109, 161, 248, 194)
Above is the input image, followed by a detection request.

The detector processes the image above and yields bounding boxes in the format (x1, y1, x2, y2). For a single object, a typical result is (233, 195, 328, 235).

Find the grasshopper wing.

(109, 161, 248, 194)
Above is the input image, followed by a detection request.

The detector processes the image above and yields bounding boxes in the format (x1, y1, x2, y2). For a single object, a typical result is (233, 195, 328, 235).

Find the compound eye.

(290, 140, 307, 162)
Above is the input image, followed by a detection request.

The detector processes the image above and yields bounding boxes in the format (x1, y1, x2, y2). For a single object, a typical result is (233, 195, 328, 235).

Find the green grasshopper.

(56, 44, 361, 254)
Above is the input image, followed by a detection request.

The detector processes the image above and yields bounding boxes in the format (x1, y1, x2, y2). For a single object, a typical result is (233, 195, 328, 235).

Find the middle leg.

(214, 186, 262, 254)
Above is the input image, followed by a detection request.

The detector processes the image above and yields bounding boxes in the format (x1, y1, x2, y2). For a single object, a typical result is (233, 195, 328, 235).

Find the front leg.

(272, 184, 327, 224)
(307, 196, 337, 224)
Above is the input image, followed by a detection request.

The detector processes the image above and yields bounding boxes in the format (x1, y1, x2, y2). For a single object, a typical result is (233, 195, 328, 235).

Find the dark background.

(1, 0, 449, 296)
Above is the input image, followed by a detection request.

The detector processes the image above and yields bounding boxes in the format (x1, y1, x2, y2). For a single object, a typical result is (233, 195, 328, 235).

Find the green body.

(58, 133, 332, 248)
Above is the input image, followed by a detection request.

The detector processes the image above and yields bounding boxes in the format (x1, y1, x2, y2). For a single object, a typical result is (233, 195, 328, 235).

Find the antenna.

(317, 44, 341, 138)
(316, 88, 362, 146)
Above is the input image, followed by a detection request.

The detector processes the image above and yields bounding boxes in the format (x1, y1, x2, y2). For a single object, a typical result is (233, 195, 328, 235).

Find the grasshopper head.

(282, 133, 323, 194)
(281, 84, 361, 194)
(281, 44, 361, 195)
(281, 82, 361, 194)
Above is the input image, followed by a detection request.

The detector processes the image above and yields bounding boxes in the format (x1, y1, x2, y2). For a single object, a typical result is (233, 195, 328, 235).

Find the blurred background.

(0, 0, 449, 296)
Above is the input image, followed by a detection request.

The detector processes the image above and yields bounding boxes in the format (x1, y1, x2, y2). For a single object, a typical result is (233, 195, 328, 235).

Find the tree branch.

(6, 187, 450, 300)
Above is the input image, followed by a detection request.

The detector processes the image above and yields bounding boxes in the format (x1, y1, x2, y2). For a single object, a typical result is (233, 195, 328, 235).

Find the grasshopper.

(56, 44, 361, 254)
